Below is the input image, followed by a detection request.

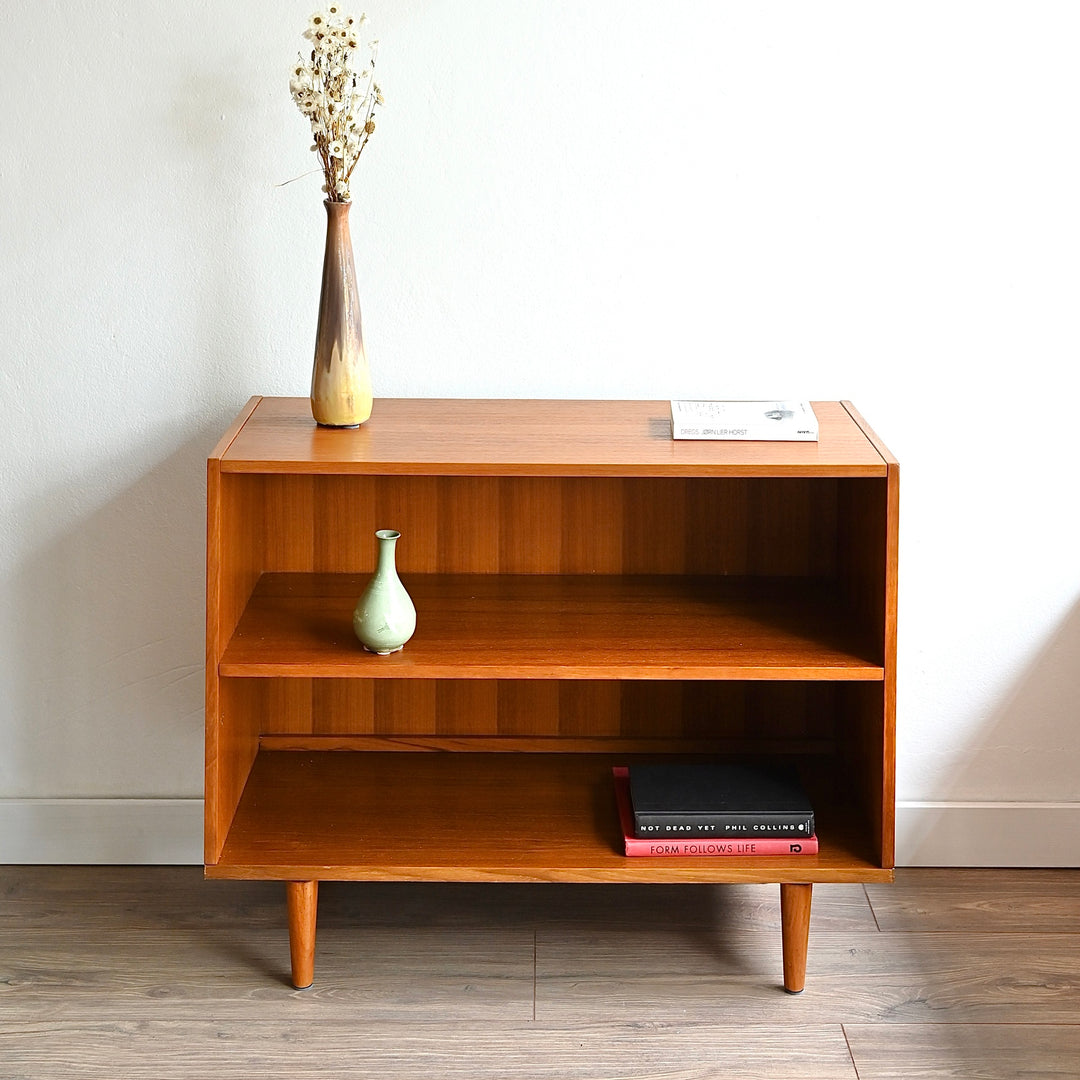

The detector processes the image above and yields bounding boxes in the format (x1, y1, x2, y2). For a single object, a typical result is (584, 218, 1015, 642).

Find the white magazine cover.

(670, 400, 819, 441)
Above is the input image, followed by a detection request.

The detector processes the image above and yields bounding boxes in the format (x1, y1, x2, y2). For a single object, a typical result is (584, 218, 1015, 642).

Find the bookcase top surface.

(214, 397, 892, 476)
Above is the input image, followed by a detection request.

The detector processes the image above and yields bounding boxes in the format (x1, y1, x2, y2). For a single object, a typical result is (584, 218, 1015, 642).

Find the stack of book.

(613, 763, 818, 857)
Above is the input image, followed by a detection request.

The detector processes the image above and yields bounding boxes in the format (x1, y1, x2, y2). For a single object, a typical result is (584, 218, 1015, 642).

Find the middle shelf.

(219, 573, 885, 681)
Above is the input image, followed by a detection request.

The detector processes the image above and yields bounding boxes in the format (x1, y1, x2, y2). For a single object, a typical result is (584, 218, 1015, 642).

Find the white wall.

(2, 1, 1079, 865)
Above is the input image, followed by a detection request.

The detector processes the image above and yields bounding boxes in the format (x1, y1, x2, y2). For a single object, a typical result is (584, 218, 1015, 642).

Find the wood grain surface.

(206, 400, 897, 880)
(0, 1022, 859, 1080)
(220, 573, 885, 680)
(865, 868, 1080, 932)
(220, 398, 890, 476)
(843, 1024, 1080, 1080)
(2, 868, 1079, 1079)
(204, 398, 897, 993)
(210, 750, 888, 883)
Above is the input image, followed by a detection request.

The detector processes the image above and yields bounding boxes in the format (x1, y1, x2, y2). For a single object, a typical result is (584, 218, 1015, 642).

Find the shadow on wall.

(7, 418, 235, 801)
(2, 10, 310, 812)
(899, 595, 1080, 865)
(4, 49, 280, 806)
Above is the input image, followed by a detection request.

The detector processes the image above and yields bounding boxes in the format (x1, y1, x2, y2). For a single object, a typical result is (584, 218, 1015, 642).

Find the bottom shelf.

(209, 750, 892, 884)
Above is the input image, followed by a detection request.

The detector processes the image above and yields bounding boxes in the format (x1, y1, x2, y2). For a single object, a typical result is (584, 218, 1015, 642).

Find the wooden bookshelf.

(206, 398, 898, 992)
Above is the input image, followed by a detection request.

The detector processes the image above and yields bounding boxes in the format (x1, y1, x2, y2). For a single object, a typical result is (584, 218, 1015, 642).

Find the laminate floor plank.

(843, 1023, 1080, 1079)
(0, 1020, 859, 1080)
(865, 869, 1080, 933)
(535, 928, 1080, 1023)
(0, 867, 876, 933)
(4, 868, 1080, 1079)
(313, 880, 877, 933)
(0, 867, 284, 930)
(0, 927, 534, 1022)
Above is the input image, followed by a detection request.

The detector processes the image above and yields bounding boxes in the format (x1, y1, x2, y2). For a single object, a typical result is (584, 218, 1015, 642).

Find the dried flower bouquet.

(290, 7, 383, 202)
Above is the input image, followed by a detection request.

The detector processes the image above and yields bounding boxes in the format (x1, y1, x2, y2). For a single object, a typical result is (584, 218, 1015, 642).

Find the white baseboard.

(896, 801, 1080, 867)
(2, 799, 1079, 867)
(0, 799, 203, 864)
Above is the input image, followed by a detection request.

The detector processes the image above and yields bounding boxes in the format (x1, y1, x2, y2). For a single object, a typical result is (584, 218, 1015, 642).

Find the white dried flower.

(289, 8, 384, 202)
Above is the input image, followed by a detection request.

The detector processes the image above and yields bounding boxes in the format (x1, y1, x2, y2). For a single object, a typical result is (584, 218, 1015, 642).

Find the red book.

(613, 767, 819, 857)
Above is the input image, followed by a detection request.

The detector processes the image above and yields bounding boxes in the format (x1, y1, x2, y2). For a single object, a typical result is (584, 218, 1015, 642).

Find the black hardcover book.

(628, 762, 814, 839)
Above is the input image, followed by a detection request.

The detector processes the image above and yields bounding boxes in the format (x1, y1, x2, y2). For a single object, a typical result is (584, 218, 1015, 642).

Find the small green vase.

(353, 529, 416, 654)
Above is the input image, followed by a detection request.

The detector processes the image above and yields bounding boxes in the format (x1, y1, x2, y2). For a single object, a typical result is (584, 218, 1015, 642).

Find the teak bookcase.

(205, 398, 898, 992)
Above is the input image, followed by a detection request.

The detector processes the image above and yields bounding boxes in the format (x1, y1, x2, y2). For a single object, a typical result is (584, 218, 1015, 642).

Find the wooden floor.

(2, 868, 1079, 1078)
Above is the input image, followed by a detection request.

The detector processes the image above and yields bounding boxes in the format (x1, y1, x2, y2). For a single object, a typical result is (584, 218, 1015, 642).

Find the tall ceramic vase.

(310, 199, 373, 428)
(353, 529, 416, 654)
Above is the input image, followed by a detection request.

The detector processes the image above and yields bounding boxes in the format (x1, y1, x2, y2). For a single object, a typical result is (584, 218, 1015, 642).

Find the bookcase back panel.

(232, 678, 841, 746)
(234, 476, 843, 578)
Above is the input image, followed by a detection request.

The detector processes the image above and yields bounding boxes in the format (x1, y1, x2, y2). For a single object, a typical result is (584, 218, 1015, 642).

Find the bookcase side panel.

(206, 470, 266, 863)
(834, 475, 896, 868)
(212, 474, 266, 647)
(837, 478, 889, 663)
(207, 675, 267, 862)
(881, 462, 899, 867)
(837, 681, 893, 867)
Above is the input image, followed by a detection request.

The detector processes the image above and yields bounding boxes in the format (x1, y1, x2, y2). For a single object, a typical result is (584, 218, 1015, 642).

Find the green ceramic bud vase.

(353, 529, 416, 654)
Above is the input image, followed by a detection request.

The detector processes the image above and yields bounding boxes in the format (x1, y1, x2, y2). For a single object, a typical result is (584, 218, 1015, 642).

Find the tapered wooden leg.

(286, 880, 318, 989)
(779, 882, 812, 993)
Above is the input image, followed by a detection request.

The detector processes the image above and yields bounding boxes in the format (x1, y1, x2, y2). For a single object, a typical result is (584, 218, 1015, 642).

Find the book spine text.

(632, 813, 814, 839)
(625, 836, 819, 857)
